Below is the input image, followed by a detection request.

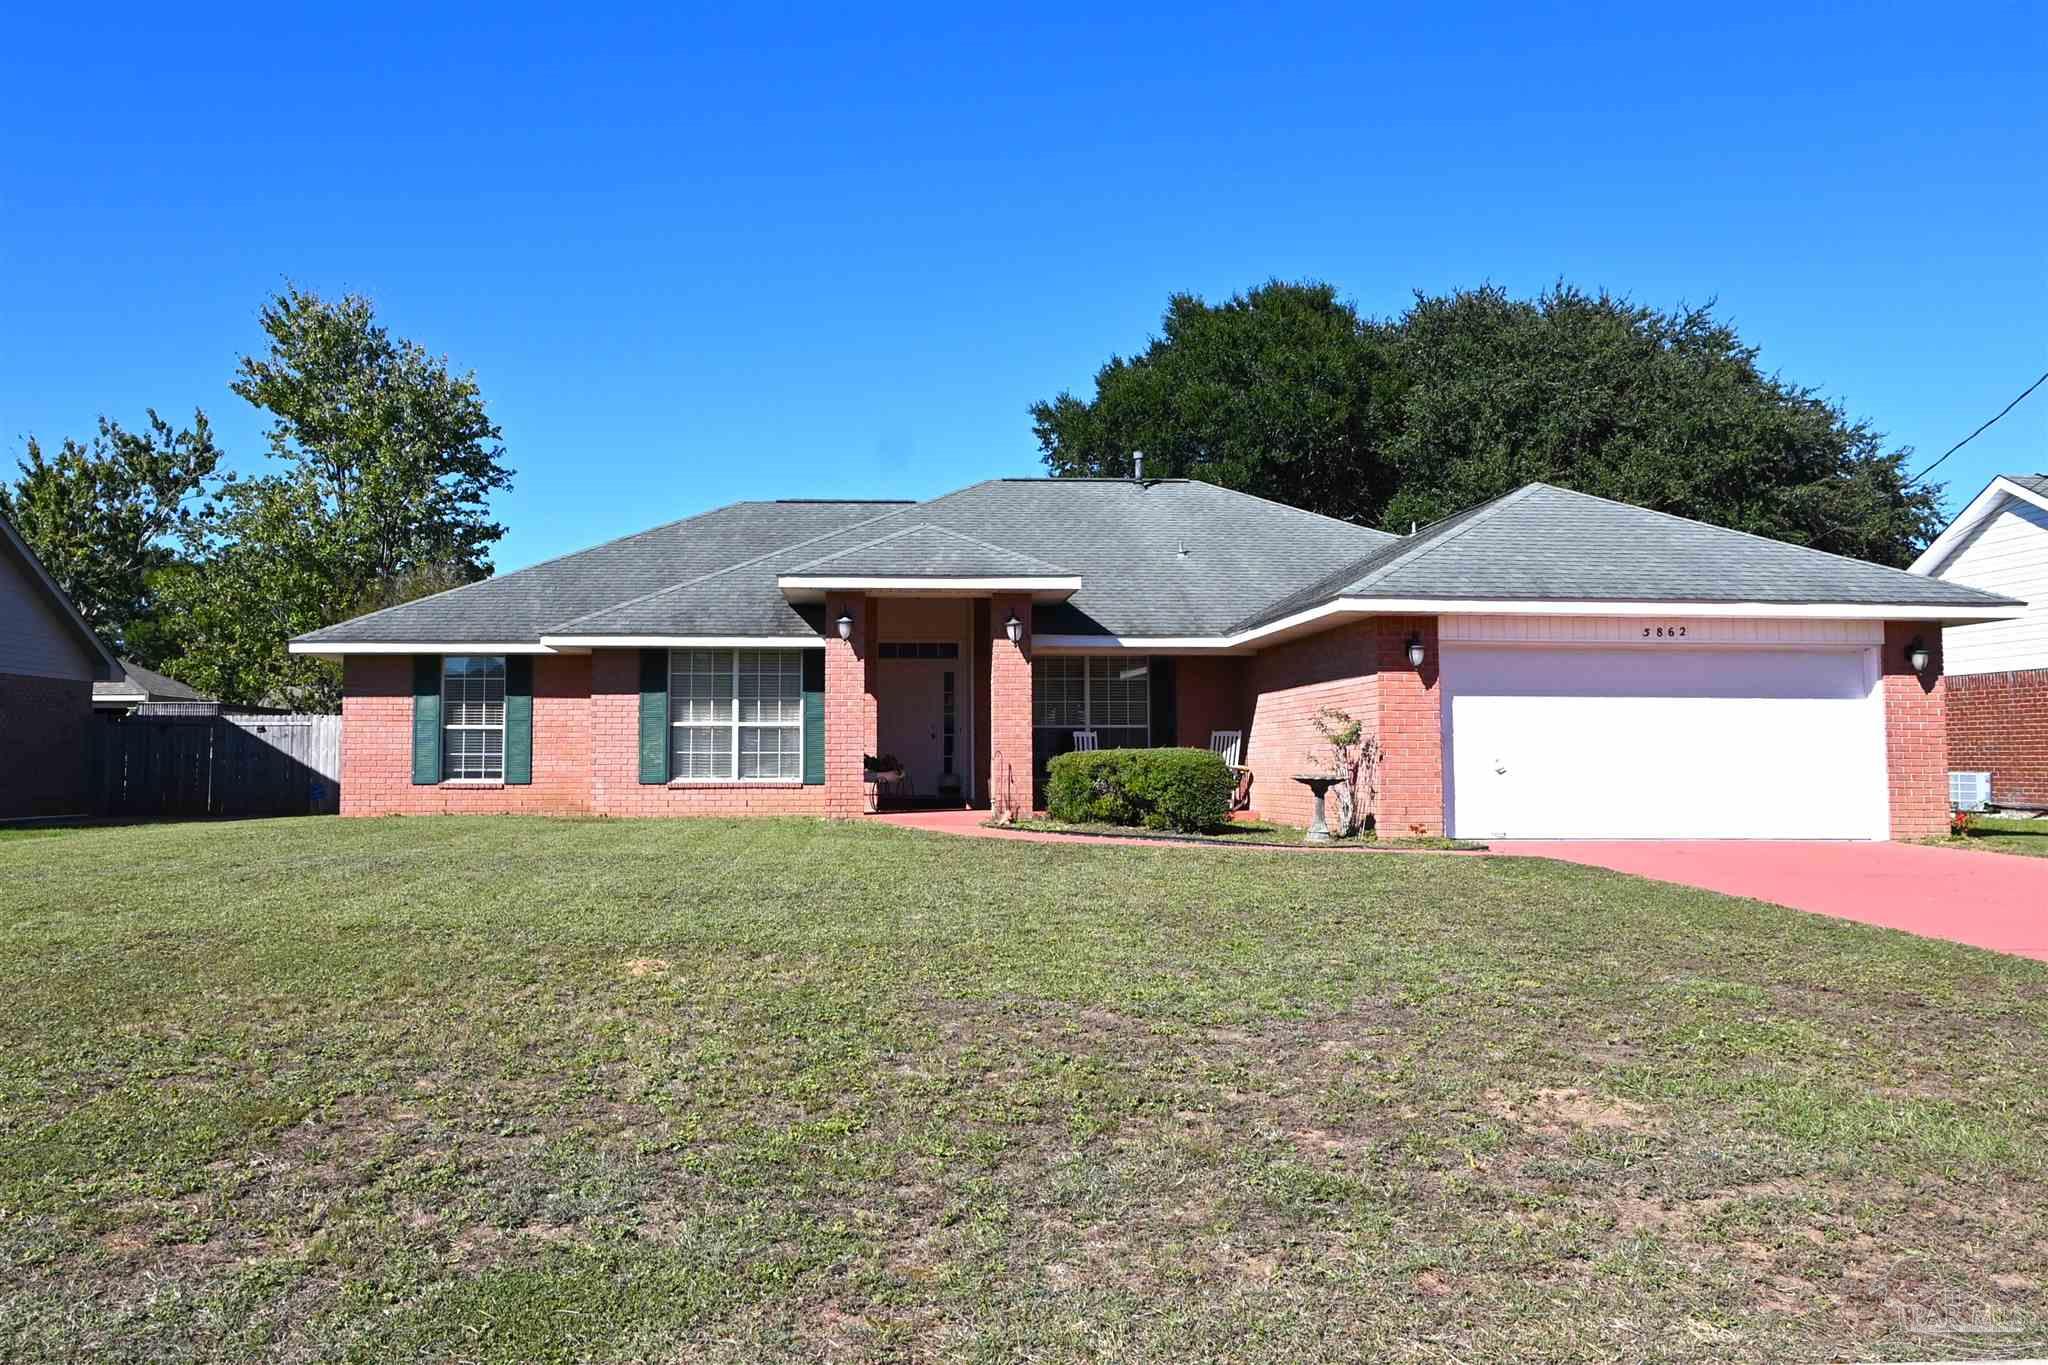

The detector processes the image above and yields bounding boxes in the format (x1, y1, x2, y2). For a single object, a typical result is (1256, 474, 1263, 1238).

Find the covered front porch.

(811, 588, 1252, 817)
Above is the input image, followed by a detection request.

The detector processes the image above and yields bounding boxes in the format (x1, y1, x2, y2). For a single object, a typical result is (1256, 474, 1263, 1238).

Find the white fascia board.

(776, 575, 1083, 594)
(1910, 477, 2048, 575)
(286, 641, 571, 656)
(1045, 594, 2026, 655)
(539, 635, 824, 649)
(1332, 597, 2026, 622)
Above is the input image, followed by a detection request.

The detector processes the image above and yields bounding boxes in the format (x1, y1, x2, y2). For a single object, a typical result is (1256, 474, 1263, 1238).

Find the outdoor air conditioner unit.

(1949, 771, 1992, 812)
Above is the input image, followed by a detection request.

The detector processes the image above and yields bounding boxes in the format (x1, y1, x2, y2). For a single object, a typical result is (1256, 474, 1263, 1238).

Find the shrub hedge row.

(1044, 747, 1235, 833)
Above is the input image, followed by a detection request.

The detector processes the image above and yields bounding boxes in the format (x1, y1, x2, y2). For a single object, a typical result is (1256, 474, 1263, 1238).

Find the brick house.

(292, 478, 2021, 839)
(1912, 473, 2048, 809)
(1, 511, 118, 820)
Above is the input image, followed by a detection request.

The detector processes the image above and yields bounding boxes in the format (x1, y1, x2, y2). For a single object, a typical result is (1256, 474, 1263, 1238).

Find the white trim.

(288, 641, 569, 656)
(1041, 595, 2019, 655)
(540, 634, 823, 649)
(777, 574, 1082, 596)
(1324, 597, 2023, 623)
(1912, 476, 2048, 576)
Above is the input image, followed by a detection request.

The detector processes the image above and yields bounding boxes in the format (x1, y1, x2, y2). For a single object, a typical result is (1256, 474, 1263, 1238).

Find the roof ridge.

(1220, 485, 1538, 633)
(1520, 481, 1967, 587)
(789, 522, 1072, 574)
(1343, 484, 1545, 592)
(1177, 477, 1403, 541)
(543, 479, 1012, 631)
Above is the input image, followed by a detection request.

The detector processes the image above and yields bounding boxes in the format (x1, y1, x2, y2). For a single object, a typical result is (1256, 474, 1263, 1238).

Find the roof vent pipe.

(1132, 450, 1144, 481)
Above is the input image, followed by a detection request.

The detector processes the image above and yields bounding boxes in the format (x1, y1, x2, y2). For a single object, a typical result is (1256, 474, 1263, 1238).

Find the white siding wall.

(1929, 497, 2048, 676)
(0, 541, 96, 681)
(1440, 614, 1882, 646)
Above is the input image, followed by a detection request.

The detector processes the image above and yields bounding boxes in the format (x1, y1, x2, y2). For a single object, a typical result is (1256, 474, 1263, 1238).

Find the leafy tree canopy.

(0, 410, 223, 660)
(1033, 281, 1941, 566)
(161, 287, 512, 709)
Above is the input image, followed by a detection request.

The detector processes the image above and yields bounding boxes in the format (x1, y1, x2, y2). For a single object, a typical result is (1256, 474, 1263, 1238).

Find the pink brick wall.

(341, 654, 594, 815)
(1882, 621, 1948, 839)
(821, 592, 878, 817)
(1174, 655, 1248, 752)
(1243, 622, 1377, 827)
(588, 649, 831, 817)
(1374, 616, 1443, 837)
(1946, 667, 2048, 809)
(988, 592, 1033, 819)
(0, 671, 92, 819)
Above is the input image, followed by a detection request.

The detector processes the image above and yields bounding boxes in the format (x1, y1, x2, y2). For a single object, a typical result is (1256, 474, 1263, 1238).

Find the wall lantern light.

(1406, 633, 1426, 669)
(1906, 637, 1931, 674)
(835, 612, 854, 642)
(1004, 612, 1024, 645)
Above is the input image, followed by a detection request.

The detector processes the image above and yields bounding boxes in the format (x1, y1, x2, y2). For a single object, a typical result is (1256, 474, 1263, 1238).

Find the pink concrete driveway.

(1496, 841, 2048, 961)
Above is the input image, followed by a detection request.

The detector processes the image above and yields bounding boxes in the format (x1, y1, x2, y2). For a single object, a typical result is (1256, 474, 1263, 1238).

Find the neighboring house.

(0, 511, 118, 819)
(1911, 473, 2048, 809)
(93, 660, 218, 714)
(290, 478, 2021, 840)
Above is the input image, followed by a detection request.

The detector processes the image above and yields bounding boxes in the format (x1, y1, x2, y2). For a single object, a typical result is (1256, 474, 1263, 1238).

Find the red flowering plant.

(1950, 809, 1974, 837)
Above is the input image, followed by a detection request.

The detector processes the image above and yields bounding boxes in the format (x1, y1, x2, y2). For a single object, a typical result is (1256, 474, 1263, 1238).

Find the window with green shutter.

(638, 649, 669, 784)
(412, 656, 441, 785)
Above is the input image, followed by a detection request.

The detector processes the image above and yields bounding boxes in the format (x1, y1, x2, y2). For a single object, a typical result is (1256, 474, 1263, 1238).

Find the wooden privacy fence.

(90, 713, 341, 818)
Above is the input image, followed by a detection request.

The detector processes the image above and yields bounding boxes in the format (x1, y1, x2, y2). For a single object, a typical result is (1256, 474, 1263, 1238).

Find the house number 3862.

(1642, 625, 1688, 638)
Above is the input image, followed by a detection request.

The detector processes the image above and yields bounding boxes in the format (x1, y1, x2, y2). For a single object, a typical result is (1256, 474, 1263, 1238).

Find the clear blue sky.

(3, 3, 2042, 572)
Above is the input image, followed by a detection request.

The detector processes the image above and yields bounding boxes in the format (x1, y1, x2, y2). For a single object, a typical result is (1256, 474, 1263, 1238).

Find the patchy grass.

(1926, 813, 2048, 858)
(1003, 816, 1487, 851)
(1, 816, 2044, 1363)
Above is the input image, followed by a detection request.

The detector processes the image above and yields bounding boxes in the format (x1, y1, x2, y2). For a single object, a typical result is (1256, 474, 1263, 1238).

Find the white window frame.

(668, 648, 806, 783)
(1032, 655, 1150, 747)
(442, 655, 507, 782)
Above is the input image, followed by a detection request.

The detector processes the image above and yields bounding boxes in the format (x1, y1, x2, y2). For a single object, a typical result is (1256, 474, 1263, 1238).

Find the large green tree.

(163, 288, 511, 708)
(1033, 282, 1941, 566)
(0, 410, 223, 661)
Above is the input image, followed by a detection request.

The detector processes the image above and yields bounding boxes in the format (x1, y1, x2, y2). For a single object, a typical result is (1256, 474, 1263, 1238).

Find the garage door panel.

(1443, 646, 1884, 840)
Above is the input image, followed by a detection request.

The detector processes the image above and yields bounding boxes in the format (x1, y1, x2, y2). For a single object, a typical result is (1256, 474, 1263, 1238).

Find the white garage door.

(1442, 645, 1888, 839)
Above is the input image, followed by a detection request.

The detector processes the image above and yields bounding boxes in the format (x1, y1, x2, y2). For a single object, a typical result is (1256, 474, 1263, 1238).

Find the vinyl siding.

(0, 540, 96, 681)
(1929, 497, 2048, 676)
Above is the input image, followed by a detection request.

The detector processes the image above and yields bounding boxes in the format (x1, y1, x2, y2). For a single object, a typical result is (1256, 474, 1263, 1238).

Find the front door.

(877, 658, 954, 799)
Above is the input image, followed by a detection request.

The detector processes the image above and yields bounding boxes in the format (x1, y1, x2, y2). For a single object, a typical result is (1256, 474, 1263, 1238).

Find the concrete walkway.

(873, 812, 2048, 962)
(1496, 840, 2048, 962)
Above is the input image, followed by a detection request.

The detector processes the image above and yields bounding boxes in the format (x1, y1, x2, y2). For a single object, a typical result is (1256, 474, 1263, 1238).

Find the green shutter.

(412, 656, 442, 784)
(639, 648, 669, 784)
(801, 649, 825, 785)
(504, 656, 533, 785)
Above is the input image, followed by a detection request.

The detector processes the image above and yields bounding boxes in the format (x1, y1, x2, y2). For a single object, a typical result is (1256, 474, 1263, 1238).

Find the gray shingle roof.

(294, 500, 908, 644)
(1237, 483, 2017, 630)
(785, 523, 1073, 577)
(95, 660, 211, 701)
(2004, 473, 2048, 499)
(295, 477, 2019, 649)
(551, 479, 1397, 639)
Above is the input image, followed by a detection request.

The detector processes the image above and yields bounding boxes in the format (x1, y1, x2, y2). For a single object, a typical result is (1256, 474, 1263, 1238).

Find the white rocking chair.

(1209, 729, 1253, 811)
(1071, 730, 1100, 752)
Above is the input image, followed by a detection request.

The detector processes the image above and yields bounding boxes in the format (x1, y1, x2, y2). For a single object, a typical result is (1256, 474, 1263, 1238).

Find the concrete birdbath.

(1291, 773, 1340, 844)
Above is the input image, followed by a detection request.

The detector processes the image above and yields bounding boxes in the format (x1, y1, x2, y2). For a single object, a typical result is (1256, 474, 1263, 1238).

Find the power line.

(1905, 368, 2048, 487)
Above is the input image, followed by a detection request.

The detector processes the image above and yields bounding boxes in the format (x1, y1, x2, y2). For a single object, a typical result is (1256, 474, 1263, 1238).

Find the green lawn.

(1932, 814, 2048, 858)
(1, 817, 2044, 1363)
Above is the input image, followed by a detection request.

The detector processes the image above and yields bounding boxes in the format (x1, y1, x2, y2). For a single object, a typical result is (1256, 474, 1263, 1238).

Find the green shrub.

(1044, 747, 1234, 833)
